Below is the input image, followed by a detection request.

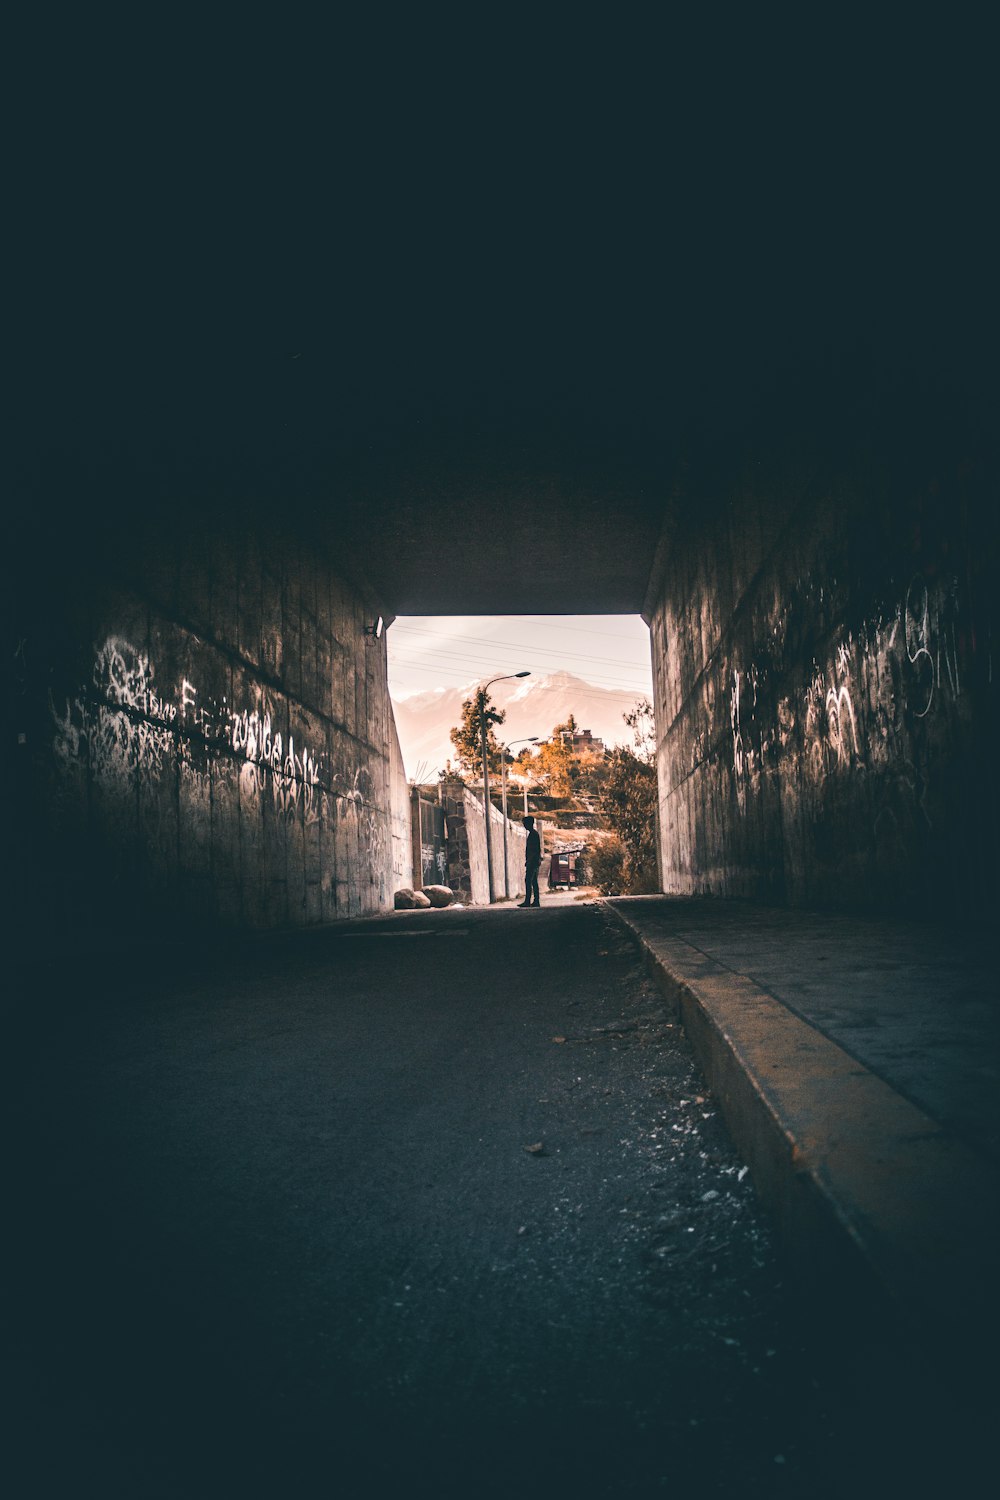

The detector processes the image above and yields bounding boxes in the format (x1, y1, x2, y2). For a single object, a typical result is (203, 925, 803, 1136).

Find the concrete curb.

(603, 899, 1000, 1393)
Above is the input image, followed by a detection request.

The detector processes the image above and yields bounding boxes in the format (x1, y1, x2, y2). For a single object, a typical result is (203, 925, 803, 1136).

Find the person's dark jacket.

(525, 829, 541, 870)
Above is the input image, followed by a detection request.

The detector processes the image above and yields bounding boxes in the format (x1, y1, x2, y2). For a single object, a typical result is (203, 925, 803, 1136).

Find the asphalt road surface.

(6, 901, 943, 1498)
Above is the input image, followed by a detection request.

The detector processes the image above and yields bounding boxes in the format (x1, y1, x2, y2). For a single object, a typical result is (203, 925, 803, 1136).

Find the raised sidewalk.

(605, 895, 999, 1399)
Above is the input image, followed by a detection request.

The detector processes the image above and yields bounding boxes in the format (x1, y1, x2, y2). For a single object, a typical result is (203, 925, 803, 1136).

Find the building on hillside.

(552, 727, 605, 754)
(573, 728, 604, 753)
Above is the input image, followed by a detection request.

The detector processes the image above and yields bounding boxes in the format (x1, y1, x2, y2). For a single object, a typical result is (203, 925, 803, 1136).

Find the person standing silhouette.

(519, 816, 541, 907)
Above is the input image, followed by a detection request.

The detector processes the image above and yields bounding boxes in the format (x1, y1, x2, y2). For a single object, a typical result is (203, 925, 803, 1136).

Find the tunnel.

(8, 337, 995, 936)
(6, 353, 997, 1491)
(6, 76, 998, 1486)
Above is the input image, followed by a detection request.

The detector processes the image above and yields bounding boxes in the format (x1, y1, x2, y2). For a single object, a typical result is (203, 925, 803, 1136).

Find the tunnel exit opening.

(386, 614, 656, 905)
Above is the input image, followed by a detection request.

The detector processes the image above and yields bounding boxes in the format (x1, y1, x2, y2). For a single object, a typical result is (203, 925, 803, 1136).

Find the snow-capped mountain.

(390, 670, 647, 780)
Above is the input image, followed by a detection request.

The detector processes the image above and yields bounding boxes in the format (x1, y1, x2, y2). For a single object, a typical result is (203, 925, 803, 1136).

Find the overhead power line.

(391, 622, 652, 673)
(389, 647, 650, 691)
(388, 658, 651, 706)
(399, 615, 650, 642)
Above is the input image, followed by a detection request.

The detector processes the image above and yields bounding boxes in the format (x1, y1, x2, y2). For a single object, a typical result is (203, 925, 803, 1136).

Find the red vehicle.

(548, 847, 583, 889)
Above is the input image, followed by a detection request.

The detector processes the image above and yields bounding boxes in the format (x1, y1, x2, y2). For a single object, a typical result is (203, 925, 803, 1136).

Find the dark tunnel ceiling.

(344, 493, 667, 617)
(329, 433, 672, 617)
(16, 140, 990, 623)
(11, 33, 993, 627)
(29, 320, 987, 624)
(222, 313, 988, 620)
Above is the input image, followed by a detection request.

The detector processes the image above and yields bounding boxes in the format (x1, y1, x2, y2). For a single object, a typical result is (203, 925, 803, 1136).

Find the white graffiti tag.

(53, 636, 327, 825)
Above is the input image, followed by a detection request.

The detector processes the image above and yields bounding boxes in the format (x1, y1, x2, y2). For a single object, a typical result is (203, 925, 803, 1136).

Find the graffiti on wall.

(51, 635, 388, 869)
(801, 647, 860, 786)
(649, 457, 995, 913)
(421, 843, 449, 882)
(718, 568, 979, 815)
(52, 636, 324, 823)
(52, 639, 178, 789)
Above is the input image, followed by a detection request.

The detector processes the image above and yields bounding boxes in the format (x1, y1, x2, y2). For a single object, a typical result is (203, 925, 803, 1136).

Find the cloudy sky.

(387, 615, 653, 706)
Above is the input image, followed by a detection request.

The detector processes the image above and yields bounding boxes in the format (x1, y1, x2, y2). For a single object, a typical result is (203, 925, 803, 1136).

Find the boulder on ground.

(422, 885, 455, 908)
(394, 887, 434, 909)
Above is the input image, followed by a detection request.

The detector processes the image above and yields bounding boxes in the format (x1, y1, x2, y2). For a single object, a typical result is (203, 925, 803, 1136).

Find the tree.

(597, 699, 659, 894)
(519, 734, 574, 796)
(513, 714, 608, 798)
(588, 834, 629, 895)
(623, 697, 656, 763)
(449, 688, 506, 779)
(571, 744, 609, 796)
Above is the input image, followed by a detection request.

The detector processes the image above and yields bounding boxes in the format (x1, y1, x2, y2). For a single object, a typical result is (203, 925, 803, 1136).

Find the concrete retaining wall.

(389, 716, 414, 897)
(646, 439, 996, 918)
(15, 512, 407, 933)
(440, 775, 529, 904)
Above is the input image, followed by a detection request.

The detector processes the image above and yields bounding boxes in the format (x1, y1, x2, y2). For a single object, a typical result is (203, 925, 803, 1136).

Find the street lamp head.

(483, 670, 531, 693)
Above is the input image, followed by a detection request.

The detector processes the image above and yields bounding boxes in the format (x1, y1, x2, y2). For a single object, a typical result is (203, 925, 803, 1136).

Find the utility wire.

(391, 622, 652, 672)
(389, 638, 651, 688)
(389, 659, 650, 705)
(398, 615, 649, 642)
(389, 650, 650, 691)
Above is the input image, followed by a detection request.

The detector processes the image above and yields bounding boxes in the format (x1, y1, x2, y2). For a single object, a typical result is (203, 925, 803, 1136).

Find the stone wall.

(15, 511, 407, 933)
(440, 774, 529, 904)
(647, 440, 995, 918)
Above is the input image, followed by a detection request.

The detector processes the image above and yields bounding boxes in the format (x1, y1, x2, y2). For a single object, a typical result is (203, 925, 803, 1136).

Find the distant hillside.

(391, 670, 647, 780)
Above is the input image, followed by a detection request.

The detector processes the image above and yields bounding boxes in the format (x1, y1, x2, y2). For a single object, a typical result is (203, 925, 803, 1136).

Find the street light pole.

(501, 736, 539, 899)
(480, 672, 530, 903)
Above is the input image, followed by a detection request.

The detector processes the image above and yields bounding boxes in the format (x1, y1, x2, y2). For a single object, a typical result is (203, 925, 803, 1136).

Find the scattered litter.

(701, 1190, 720, 1201)
(552, 1036, 567, 1045)
(523, 1142, 545, 1155)
(738, 1166, 749, 1181)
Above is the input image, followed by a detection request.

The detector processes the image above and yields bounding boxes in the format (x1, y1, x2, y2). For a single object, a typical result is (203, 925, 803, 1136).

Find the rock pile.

(393, 885, 455, 910)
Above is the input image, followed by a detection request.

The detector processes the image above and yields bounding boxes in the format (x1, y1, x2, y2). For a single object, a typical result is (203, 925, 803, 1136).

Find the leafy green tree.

(449, 688, 506, 779)
(598, 699, 659, 894)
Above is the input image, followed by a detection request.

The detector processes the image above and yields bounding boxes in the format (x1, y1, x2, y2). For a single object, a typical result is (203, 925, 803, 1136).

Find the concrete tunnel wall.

(646, 439, 996, 919)
(14, 512, 412, 935)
